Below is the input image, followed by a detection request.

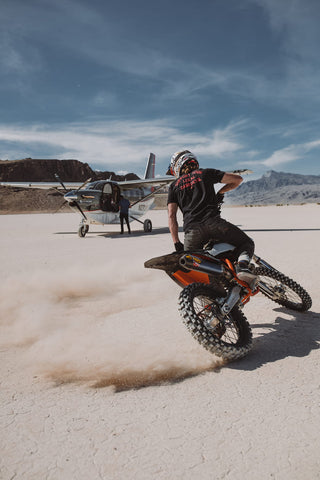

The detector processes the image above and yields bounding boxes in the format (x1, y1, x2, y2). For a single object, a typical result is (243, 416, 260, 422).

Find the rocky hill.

(0, 158, 139, 182)
(226, 170, 320, 205)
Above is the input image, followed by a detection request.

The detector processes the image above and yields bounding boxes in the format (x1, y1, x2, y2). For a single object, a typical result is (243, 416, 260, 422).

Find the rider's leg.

(202, 217, 254, 261)
(212, 220, 257, 287)
(184, 216, 255, 261)
(184, 217, 257, 288)
(184, 223, 207, 251)
(184, 217, 255, 256)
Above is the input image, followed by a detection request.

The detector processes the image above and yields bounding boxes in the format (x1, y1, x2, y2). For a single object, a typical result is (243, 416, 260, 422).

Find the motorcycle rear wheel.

(178, 283, 252, 361)
(255, 267, 312, 312)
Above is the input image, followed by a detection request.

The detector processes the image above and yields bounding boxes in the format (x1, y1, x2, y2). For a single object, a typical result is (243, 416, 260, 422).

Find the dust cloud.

(0, 261, 222, 390)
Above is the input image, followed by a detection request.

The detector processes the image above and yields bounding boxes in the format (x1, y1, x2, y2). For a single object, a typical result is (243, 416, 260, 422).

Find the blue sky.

(1, 0, 320, 179)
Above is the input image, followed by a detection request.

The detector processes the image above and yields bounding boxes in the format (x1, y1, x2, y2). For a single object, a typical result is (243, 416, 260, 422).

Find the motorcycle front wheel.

(178, 283, 252, 361)
(255, 267, 312, 312)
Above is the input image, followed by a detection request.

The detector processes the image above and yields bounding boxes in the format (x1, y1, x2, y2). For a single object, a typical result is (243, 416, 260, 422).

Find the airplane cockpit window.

(87, 181, 104, 191)
(103, 183, 112, 194)
(100, 182, 120, 212)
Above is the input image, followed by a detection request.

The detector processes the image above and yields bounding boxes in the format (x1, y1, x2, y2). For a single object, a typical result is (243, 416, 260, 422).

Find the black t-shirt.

(167, 168, 225, 231)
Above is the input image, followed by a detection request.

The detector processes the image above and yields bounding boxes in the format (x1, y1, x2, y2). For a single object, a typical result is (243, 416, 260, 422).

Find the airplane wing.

(119, 167, 252, 182)
(118, 168, 253, 190)
(0, 182, 83, 189)
(118, 176, 174, 189)
(0, 176, 174, 191)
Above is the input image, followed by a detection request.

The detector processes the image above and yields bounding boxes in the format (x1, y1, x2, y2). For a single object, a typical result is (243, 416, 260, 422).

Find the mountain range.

(226, 170, 320, 205)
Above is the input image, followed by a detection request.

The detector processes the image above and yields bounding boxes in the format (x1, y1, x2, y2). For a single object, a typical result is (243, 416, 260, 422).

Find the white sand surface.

(0, 205, 319, 479)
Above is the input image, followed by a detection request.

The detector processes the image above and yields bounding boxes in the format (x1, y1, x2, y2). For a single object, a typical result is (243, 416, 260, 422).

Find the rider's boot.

(236, 260, 258, 290)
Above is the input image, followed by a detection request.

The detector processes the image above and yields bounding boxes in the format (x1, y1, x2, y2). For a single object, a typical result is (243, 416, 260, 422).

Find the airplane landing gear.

(78, 224, 89, 237)
(143, 219, 152, 233)
(129, 215, 152, 233)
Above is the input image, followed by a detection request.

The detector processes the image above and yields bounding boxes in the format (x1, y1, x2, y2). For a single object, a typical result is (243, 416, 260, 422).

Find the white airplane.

(56, 153, 173, 236)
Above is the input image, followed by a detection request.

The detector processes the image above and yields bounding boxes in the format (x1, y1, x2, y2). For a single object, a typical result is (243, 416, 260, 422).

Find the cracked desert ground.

(1, 205, 319, 480)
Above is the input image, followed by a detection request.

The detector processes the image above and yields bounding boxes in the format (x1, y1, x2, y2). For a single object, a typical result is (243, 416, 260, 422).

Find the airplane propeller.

(53, 173, 90, 220)
(54, 173, 68, 191)
(71, 200, 87, 220)
(53, 200, 68, 214)
(75, 178, 92, 192)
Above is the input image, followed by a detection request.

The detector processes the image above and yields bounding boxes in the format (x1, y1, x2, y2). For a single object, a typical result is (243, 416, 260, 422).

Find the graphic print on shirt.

(175, 170, 202, 191)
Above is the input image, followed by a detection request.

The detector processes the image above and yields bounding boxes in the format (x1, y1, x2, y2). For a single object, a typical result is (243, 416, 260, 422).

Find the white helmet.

(168, 150, 199, 177)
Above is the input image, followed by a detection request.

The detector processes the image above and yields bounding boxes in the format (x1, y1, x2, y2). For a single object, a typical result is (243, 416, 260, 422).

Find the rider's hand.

(174, 241, 184, 252)
(216, 192, 225, 205)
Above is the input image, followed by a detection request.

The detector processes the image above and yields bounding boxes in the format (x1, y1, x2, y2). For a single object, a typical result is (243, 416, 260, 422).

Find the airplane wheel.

(143, 219, 152, 233)
(78, 225, 89, 237)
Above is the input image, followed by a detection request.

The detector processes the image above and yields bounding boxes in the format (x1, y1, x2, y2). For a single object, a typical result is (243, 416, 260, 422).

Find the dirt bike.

(144, 242, 312, 361)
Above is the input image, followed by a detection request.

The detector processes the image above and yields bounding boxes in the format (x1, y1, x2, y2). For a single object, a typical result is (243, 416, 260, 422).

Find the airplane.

(55, 153, 174, 237)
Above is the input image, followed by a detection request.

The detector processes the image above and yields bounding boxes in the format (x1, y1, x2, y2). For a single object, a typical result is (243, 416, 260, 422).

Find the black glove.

(216, 192, 225, 205)
(174, 241, 184, 252)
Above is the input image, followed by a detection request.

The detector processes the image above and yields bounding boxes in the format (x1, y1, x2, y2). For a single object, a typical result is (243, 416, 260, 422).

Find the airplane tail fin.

(144, 153, 156, 179)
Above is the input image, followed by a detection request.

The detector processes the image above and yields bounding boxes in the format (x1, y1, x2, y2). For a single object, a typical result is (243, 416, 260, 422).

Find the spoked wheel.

(178, 283, 252, 361)
(255, 267, 312, 312)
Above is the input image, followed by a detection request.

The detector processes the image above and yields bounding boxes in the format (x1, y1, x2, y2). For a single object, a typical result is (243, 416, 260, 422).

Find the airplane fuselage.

(64, 180, 156, 225)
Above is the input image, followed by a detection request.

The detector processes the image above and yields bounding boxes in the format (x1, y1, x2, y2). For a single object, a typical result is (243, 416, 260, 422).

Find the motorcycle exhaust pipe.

(179, 254, 225, 276)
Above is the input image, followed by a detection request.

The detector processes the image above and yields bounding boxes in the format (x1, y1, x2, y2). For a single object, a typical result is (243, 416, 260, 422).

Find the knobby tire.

(178, 283, 252, 361)
(255, 267, 312, 312)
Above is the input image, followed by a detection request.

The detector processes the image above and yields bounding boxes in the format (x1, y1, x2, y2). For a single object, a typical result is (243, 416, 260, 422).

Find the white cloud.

(261, 146, 301, 167)
(0, 119, 246, 171)
(190, 121, 246, 158)
(245, 139, 320, 168)
(305, 139, 320, 150)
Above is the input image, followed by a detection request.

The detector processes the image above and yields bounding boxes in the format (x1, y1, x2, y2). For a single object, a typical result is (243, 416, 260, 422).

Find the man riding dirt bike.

(144, 150, 312, 360)
(166, 150, 257, 288)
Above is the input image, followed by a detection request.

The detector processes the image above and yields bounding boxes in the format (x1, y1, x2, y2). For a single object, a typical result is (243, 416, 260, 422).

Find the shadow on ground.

(54, 226, 172, 237)
(229, 307, 320, 371)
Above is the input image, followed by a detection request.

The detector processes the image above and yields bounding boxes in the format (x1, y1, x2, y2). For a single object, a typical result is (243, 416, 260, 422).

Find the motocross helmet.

(167, 150, 199, 177)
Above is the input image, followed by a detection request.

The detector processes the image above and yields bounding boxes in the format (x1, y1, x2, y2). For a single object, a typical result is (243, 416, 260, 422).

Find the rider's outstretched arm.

(218, 173, 243, 194)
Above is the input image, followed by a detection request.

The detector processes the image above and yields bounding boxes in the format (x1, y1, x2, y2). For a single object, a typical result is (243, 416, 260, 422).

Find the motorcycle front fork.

(219, 285, 242, 315)
(216, 254, 274, 317)
(252, 254, 275, 271)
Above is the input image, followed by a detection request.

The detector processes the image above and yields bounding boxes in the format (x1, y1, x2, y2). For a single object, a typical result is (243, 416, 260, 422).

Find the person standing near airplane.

(119, 195, 131, 234)
(167, 150, 256, 284)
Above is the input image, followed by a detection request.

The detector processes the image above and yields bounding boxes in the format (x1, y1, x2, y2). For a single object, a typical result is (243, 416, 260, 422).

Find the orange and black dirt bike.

(144, 242, 312, 360)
